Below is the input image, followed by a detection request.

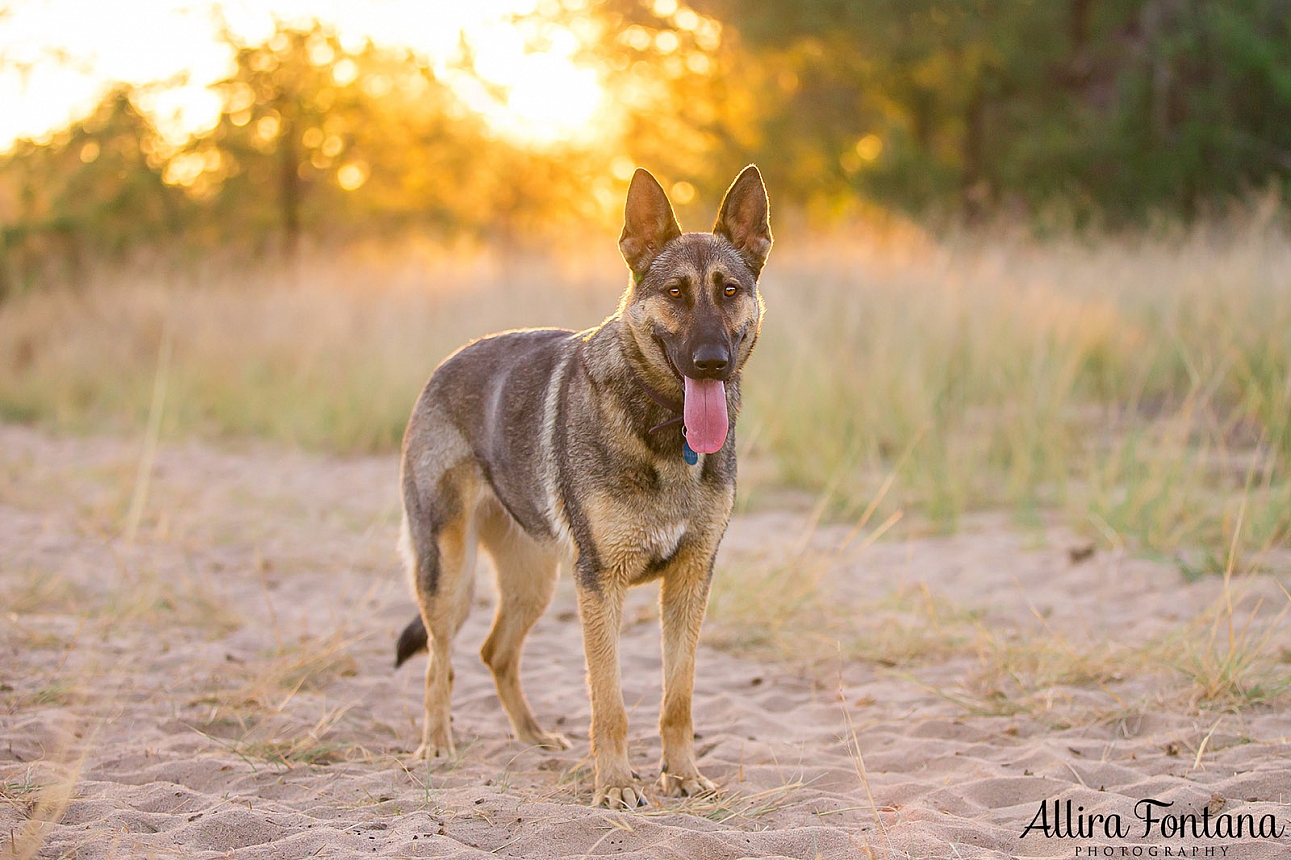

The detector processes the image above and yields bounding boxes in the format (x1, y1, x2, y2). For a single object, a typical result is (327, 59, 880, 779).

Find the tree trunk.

(279, 115, 300, 262)
(961, 76, 988, 223)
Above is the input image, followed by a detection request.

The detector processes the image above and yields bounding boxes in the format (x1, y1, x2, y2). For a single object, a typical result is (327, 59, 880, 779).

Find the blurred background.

(5, 0, 1291, 264)
(1, 0, 1289, 568)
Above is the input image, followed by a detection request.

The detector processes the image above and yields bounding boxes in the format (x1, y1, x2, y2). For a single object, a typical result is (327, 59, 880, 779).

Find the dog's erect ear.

(713, 165, 772, 277)
(619, 168, 682, 278)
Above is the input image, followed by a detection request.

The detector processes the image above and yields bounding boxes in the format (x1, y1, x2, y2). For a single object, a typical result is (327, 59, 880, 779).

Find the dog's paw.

(658, 771, 717, 798)
(522, 730, 571, 752)
(411, 728, 455, 761)
(410, 741, 454, 761)
(594, 783, 648, 810)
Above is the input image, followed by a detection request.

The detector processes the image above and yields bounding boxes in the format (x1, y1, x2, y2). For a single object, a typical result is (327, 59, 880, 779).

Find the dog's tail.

(394, 505, 429, 668)
(394, 614, 428, 668)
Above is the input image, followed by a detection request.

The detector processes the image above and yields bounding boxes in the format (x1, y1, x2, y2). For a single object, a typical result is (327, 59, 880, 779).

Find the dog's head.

(616, 166, 771, 454)
(617, 165, 771, 385)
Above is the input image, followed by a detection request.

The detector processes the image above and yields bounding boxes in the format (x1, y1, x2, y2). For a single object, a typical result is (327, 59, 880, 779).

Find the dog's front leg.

(576, 579, 643, 808)
(657, 562, 718, 798)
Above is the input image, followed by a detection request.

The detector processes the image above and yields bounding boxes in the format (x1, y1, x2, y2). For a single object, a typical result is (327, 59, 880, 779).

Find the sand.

(2, 422, 1289, 859)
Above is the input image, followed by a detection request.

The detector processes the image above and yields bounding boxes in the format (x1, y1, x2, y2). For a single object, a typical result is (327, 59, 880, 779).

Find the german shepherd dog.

(392, 166, 771, 809)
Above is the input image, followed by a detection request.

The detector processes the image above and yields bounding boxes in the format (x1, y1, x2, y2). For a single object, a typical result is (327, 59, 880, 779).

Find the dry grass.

(954, 633, 1142, 722)
(0, 733, 84, 860)
(952, 576, 1291, 724)
(1161, 555, 1291, 712)
(0, 568, 80, 616)
(894, 599, 1291, 727)
(750, 218, 1291, 552)
(193, 629, 362, 718)
(706, 460, 968, 670)
(703, 547, 835, 660)
(182, 630, 368, 772)
(3, 223, 1288, 561)
(0, 246, 610, 452)
(0, 564, 241, 639)
(193, 701, 359, 772)
(853, 584, 979, 667)
(0, 681, 80, 714)
(103, 569, 243, 638)
(644, 781, 808, 825)
(703, 490, 1290, 726)
(704, 548, 974, 670)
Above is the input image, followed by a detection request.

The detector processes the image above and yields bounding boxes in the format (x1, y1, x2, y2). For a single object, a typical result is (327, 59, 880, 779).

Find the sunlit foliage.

(175, 26, 602, 251)
(0, 89, 184, 293)
(0, 21, 618, 294)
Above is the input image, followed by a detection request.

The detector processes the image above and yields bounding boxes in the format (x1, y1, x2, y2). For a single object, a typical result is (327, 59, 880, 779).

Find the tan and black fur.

(393, 166, 772, 809)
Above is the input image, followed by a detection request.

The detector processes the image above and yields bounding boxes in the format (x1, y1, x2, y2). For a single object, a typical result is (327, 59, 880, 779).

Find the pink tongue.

(683, 377, 729, 454)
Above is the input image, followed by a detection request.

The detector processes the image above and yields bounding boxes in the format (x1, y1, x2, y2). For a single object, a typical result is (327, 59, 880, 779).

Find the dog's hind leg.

(477, 503, 569, 751)
(403, 470, 479, 760)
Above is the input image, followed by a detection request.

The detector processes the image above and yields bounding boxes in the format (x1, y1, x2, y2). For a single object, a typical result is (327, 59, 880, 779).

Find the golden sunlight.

(0, 0, 609, 152)
(443, 15, 609, 146)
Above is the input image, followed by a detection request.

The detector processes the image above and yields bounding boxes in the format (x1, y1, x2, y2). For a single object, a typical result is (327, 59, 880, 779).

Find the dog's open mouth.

(683, 377, 728, 453)
(653, 333, 729, 454)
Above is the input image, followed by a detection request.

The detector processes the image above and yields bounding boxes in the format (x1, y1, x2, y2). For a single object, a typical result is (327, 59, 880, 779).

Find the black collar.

(626, 363, 683, 434)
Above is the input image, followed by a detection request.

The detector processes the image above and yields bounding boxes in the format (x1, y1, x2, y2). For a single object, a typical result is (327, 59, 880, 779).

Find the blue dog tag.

(682, 440, 698, 465)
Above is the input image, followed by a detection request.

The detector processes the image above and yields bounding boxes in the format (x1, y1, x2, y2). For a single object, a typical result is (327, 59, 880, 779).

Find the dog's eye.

(723, 283, 738, 297)
(667, 286, 682, 297)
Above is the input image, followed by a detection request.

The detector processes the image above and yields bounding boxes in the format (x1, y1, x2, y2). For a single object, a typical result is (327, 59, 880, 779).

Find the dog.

(392, 165, 771, 809)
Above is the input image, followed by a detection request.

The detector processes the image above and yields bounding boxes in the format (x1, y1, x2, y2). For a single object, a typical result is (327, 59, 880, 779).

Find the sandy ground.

(2, 423, 1290, 859)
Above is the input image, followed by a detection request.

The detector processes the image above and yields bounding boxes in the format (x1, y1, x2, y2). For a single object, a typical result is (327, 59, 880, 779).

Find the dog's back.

(403, 328, 575, 542)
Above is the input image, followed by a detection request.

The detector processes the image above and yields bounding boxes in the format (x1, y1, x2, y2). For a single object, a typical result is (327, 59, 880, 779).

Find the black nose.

(691, 343, 730, 376)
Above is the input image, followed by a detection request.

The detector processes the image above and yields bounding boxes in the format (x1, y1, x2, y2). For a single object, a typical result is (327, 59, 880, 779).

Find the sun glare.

(0, 0, 610, 152)
(450, 19, 607, 146)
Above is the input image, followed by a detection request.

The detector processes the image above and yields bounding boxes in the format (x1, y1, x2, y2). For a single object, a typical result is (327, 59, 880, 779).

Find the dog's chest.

(641, 520, 687, 560)
(593, 509, 698, 576)
(580, 457, 732, 573)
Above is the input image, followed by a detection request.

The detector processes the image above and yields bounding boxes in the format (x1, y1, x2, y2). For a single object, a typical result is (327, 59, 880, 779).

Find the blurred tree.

(1098, 0, 1291, 216)
(0, 87, 186, 297)
(0, 20, 618, 288)
(582, 0, 1291, 222)
(173, 22, 615, 251)
(174, 25, 436, 255)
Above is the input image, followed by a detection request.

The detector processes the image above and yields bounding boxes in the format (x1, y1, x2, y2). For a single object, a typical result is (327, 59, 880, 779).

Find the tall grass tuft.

(0, 246, 610, 451)
(745, 217, 1291, 553)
